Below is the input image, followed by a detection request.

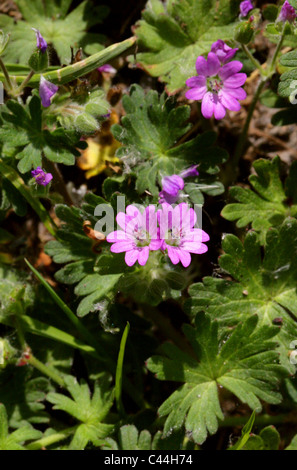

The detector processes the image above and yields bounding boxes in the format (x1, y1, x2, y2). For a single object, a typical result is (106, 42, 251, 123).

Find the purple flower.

(211, 40, 238, 65)
(32, 28, 47, 53)
(39, 76, 58, 107)
(159, 166, 199, 204)
(240, 1, 254, 17)
(185, 52, 247, 120)
(158, 203, 209, 268)
(31, 167, 53, 186)
(98, 64, 117, 74)
(180, 165, 199, 179)
(106, 205, 161, 267)
(278, 1, 296, 23)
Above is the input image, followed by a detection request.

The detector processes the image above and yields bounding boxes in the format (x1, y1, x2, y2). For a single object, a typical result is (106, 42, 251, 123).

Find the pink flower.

(39, 76, 58, 107)
(159, 166, 199, 204)
(31, 167, 53, 186)
(185, 52, 247, 120)
(240, 1, 253, 17)
(278, 1, 296, 23)
(97, 64, 117, 74)
(158, 203, 209, 268)
(106, 205, 161, 267)
(211, 40, 238, 64)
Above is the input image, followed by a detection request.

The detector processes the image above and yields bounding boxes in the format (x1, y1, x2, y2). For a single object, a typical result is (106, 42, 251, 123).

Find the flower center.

(133, 227, 150, 247)
(207, 77, 223, 94)
(164, 227, 182, 246)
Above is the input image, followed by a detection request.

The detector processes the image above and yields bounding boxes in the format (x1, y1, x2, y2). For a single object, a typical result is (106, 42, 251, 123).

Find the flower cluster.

(31, 167, 53, 186)
(185, 40, 246, 120)
(107, 203, 209, 268)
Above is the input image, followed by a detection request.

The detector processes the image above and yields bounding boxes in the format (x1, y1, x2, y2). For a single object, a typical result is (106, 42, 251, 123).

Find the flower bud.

(28, 49, 49, 72)
(234, 20, 255, 44)
(0, 338, 17, 368)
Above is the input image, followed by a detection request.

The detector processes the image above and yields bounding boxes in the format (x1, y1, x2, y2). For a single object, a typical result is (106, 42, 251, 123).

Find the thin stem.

(269, 29, 285, 73)
(28, 355, 65, 387)
(0, 57, 12, 90)
(26, 426, 78, 450)
(221, 412, 297, 428)
(45, 160, 74, 206)
(241, 44, 264, 75)
(233, 78, 266, 167)
(15, 70, 35, 94)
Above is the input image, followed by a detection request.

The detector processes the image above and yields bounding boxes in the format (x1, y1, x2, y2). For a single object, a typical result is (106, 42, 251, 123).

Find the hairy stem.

(241, 44, 264, 75)
(0, 57, 12, 90)
(44, 160, 74, 206)
(28, 355, 65, 387)
(15, 70, 35, 95)
(231, 78, 267, 171)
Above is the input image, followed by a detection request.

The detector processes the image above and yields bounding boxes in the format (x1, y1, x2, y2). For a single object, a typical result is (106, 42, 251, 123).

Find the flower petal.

(223, 73, 247, 88)
(186, 76, 207, 88)
(219, 90, 241, 112)
(138, 246, 150, 266)
(167, 246, 180, 265)
(125, 249, 139, 267)
(110, 241, 135, 253)
(207, 52, 221, 76)
(218, 61, 243, 80)
(201, 92, 214, 119)
(213, 96, 226, 120)
(39, 76, 58, 107)
(195, 56, 208, 76)
(223, 87, 246, 100)
(178, 249, 191, 267)
(185, 86, 207, 101)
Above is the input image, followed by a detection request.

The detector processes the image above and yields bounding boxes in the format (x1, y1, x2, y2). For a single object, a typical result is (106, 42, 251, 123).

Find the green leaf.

(0, 263, 34, 316)
(0, 370, 51, 427)
(147, 313, 285, 445)
(0, 403, 42, 450)
(221, 157, 297, 243)
(228, 411, 255, 450)
(278, 50, 297, 98)
(188, 219, 297, 371)
(112, 84, 228, 198)
(103, 425, 152, 450)
(0, 96, 82, 173)
(103, 425, 192, 450)
(0, 0, 109, 64)
(47, 374, 114, 449)
(242, 425, 280, 450)
(115, 322, 130, 416)
(130, 0, 241, 93)
(286, 434, 297, 450)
